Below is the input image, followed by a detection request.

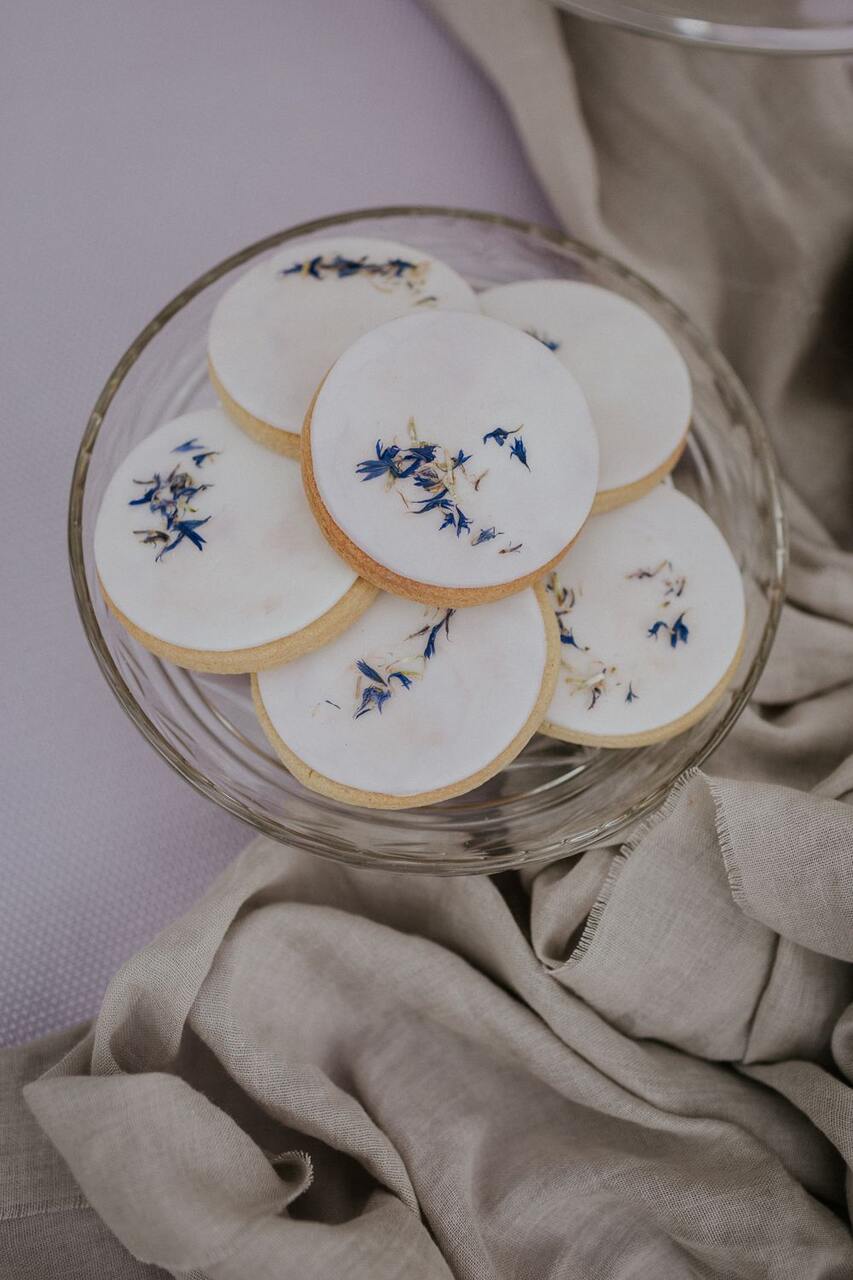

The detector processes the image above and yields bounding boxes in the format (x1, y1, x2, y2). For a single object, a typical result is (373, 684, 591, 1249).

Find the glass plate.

(554, 0, 853, 53)
(68, 207, 786, 874)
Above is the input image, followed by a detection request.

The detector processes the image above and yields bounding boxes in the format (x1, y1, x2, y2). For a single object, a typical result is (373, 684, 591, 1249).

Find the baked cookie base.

(252, 581, 561, 809)
(208, 359, 302, 459)
(539, 626, 745, 749)
(100, 574, 377, 675)
(301, 386, 591, 608)
(591, 433, 688, 515)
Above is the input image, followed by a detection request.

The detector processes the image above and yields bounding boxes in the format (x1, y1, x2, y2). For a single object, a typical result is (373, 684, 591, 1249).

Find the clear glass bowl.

(555, 0, 853, 53)
(68, 207, 786, 874)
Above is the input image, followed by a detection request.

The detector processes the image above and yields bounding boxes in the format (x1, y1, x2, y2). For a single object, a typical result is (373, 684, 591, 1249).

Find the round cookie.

(95, 408, 376, 673)
(539, 486, 745, 747)
(253, 583, 560, 809)
(479, 280, 692, 512)
(208, 235, 479, 456)
(303, 310, 599, 606)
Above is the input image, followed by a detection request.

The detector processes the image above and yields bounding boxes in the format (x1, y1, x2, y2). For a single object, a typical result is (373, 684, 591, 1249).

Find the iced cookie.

(95, 409, 376, 673)
(303, 310, 599, 606)
(479, 280, 691, 512)
(208, 235, 478, 456)
(253, 583, 559, 809)
(539, 486, 745, 747)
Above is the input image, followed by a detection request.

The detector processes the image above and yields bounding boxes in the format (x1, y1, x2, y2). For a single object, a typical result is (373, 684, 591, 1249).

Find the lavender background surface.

(0, 0, 555, 1047)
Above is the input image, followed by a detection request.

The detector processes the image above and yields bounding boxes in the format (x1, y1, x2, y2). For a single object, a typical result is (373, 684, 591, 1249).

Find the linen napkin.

(4, 794, 853, 1279)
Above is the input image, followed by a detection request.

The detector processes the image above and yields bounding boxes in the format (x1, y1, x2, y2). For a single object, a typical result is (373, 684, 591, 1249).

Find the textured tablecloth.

(0, 0, 553, 1048)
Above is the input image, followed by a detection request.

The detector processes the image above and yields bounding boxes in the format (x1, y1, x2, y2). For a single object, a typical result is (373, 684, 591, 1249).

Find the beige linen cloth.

(4, 6, 853, 1277)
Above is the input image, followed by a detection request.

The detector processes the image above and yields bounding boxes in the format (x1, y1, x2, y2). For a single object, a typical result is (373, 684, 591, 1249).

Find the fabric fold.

(537, 773, 853, 1066)
(26, 1072, 309, 1274)
(12, 836, 853, 1277)
(708, 776, 853, 962)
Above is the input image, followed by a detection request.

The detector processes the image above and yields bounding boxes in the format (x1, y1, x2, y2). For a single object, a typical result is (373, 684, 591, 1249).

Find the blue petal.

(174, 516, 211, 551)
(356, 439, 401, 481)
(356, 458, 393, 480)
(510, 436, 530, 470)
(423, 621, 441, 659)
(405, 444, 438, 463)
(423, 608, 454, 659)
(354, 685, 392, 718)
(171, 439, 202, 453)
(414, 489, 451, 513)
(332, 255, 364, 277)
(472, 526, 498, 545)
(128, 484, 160, 506)
(525, 328, 561, 352)
(171, 484, 209, 502)
(357, 659, 386, 685)
(388, 671, 413, 689)
(671, 613, 690, 647)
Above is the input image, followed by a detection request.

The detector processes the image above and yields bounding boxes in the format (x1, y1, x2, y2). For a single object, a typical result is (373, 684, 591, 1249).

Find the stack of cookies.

(95, 236, 745, 809)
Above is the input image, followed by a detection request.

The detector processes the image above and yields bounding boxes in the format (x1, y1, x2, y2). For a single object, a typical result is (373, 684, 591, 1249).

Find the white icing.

(309, 311, 599, 592)
(479, 281, 692, 494)
(543, 487, 744, 739)
(256, 589, 548, 796)
(95, 409, 358, 653)
(208, 236, 478, 433)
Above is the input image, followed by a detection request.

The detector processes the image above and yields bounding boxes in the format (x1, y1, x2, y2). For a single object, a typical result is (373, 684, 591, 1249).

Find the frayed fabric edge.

(562, 769, 701, 970)
(268, 1148, 315, 1197)
(705, 775, 750, 913)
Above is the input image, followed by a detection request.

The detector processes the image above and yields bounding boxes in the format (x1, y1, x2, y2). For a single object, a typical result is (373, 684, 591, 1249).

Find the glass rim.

(68, 204, 787, 874)
(554, 0, 853, 54)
